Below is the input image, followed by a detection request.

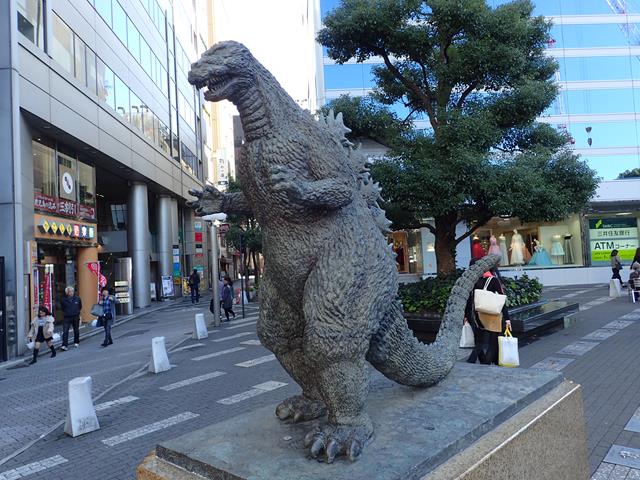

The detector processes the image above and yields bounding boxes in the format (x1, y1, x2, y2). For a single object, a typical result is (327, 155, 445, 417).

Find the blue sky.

(319, 0, 640, 179)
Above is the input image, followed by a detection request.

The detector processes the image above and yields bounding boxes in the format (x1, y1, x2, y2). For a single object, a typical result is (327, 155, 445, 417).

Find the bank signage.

(588, 218, 639, 264)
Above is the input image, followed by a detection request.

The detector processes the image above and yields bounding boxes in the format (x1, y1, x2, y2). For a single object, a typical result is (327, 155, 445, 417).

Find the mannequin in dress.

(471, 236, 485, 260)
(529, 239, 553, 266)
(550, 234, 565, 265)
(510, 229, 525, 265)
(488, 234, 502, 257)
(499, 234, 509, 266)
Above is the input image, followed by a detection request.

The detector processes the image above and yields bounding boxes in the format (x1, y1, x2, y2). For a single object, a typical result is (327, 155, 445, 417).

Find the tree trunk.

(434, 214, 458, 276)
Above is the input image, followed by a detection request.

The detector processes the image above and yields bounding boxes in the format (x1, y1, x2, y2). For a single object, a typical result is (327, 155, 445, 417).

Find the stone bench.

(406, 300, 579, 343)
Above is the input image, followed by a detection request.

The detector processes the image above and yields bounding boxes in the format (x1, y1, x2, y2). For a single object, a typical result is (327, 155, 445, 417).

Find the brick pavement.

(2, 286, 640, 479)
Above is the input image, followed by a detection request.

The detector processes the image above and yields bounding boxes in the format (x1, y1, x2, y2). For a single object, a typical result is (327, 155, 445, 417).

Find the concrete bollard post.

(149, 336, 171, 373)
(193, 313, 208, 339)
(64, 376, 100, 437)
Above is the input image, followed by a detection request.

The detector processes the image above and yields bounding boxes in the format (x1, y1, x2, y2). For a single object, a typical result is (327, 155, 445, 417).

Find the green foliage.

(319, 0, 598, 274)
(618, 167, 640, 179)
(501, 274, 543, 308)
(399, 272, 542, 314)
(319, 95, 410, 147)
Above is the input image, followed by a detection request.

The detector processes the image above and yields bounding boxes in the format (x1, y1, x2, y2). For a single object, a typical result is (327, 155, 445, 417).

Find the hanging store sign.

(59, 165, 76, 201)
(34, 213, 97, 244)
(588, 218, 639, 264)
(34, 192, 58, 213)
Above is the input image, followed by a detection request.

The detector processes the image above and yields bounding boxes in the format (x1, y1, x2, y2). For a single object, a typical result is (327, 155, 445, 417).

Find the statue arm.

(270, 165, 353, 210)
(187, 186, 253, 216)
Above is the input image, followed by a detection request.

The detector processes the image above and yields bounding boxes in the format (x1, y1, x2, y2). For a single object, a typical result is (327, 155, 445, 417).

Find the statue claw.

(275, 395, 326, 423)
(302, 421, 372, 463)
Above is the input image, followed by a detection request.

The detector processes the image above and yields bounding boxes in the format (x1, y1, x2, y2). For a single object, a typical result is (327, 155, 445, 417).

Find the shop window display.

(473, 215, 584, 269)
(388, 230, 423, 274)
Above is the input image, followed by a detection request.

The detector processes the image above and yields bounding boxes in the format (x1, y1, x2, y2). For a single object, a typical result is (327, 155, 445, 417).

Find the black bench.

(405, 300, 579, 343)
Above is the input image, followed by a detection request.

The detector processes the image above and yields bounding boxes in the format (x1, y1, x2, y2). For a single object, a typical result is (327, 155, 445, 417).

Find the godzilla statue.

(187, 41, 499, 464)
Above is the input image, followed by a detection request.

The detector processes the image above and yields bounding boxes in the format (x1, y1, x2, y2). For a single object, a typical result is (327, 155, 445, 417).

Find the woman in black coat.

(465, 263, 511, 365)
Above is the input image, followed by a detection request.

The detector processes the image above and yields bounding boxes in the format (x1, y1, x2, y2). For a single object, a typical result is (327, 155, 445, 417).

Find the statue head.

(188, 41, 255, 102)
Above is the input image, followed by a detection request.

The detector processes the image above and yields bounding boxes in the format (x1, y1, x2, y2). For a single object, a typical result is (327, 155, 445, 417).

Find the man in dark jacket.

(60, 286, 82, 350)
(189, 269, 201, 304)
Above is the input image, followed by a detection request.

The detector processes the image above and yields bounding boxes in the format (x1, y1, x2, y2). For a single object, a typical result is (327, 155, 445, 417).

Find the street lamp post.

(202, 213, 226, 326)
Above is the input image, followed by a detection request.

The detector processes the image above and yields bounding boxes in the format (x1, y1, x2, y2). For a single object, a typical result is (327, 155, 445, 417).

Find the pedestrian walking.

(27, 306, 56, 365)
(464, 261, 510, 365)
(189, 268, 201, 304)
(221, 276, 236, 322)
(611, 249, 624, 288)
(98, 287, 116, 347)
(60, 286, 82, 350)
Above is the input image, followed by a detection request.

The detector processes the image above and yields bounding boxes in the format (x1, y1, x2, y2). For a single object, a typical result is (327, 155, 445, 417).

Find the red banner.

(43, 270, 52, 313)
(87, 262, 107, 288)
(34, 193, 58, 213)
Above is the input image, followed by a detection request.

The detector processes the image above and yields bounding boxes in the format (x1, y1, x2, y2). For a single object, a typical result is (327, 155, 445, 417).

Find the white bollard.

(149, 336, 171, 373)
(193, 313, 208, 339)
(610, 279, 622, 298)
(64, 376, 100, 437)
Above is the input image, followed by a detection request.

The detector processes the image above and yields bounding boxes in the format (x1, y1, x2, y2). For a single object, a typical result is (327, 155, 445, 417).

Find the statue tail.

(366, 255, 501, 387)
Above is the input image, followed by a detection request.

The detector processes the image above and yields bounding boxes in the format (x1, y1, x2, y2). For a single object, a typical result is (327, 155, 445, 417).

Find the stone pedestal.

(137, 364, 588, 480)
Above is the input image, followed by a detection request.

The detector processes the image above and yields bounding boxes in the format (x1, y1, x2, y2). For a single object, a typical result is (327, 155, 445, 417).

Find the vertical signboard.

(0, 257, 6, 362)
(588, 218, 639, 265)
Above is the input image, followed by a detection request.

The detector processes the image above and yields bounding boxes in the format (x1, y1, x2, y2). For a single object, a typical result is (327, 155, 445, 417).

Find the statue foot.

(275, 395, 326, 422)
(303, 418, 373, 463)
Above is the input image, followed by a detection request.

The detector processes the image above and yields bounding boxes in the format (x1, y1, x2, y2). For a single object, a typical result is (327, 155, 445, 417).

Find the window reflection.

(112, 0, 127, 45)
(52, 14, 74, 74)
(17, 0, 44, 47)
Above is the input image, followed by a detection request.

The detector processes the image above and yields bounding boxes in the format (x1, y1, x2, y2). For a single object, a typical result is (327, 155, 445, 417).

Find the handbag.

(474, 277, 507, 315)
(477, 311, 503, 333)
(459, 321, 475, 348)
(498, 326, 519, 368)
(90, 303, 103, 317)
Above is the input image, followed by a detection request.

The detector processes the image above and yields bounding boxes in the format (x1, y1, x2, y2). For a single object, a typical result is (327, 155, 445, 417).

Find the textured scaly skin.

(187, 41, 500, 463)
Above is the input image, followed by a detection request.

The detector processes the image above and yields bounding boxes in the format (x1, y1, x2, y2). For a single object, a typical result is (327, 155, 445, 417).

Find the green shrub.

(399, 272, 543, 315)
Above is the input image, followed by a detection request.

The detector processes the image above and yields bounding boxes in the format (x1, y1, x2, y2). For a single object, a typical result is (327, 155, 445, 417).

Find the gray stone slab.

(530, 356, 575, 371)
(625, 407, 640, 433)
(604, 445, 640, 470)
(603, 320, 634, 330)
(558, 341, 600, 356)
(156, 364, 562, 480)
(582, 329, 619, 342)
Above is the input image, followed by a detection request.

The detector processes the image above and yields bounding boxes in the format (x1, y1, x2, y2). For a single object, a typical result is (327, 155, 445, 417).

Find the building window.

(127, 19, 140, 62)
(74, 36, 87, 85)
(110, 204, 127, 230)
(129, 91, 142, 131)
(33, 138, 57, 200)
(114, 75, 130, 120)
(51, 13, 74, 75)
(96, 0, 112, 27)
(142, 107, 156, 143)
(17, 0, 44, 47)
(112, 0, 127, 46)
(78, 161, 96, 219)
(97, 58, 115, 109)
(86, 47, 97, 94)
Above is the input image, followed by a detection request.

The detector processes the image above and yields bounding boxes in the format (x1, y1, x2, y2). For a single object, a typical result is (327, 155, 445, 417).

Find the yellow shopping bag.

(498, 326, 519, 368)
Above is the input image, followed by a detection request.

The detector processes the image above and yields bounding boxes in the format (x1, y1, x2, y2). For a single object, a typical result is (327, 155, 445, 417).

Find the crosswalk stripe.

(191, 347, 245, 362)
(160, 372, 226, 391)
(0, 455, 68, 480)
(95, 396, 139, 412)
(240, 340, 262, 346)
(213, 332, 254, 342)
(235, 354, 276, 368)
(101, 412, 199, 446)
(171, 343, 205, 353)
(227, 321, 257, 330)
(217, 381, 288, 405)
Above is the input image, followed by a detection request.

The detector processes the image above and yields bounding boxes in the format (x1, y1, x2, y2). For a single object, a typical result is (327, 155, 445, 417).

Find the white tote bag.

(459, 321, 475, 348)
(474, 277, 507, 314)
(498, 327, 519, 368)
(609, 279, 621, 298)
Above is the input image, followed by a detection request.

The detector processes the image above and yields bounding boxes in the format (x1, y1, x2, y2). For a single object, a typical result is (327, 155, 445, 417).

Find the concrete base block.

(137, 364, 588, 479)
(64, 376, 100, 437)
(149, 336, 171, 374)
(193, 314, 208, 340)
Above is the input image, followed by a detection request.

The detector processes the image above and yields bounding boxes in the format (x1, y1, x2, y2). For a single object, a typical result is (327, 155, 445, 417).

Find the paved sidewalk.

(1, 284, 640, 479)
